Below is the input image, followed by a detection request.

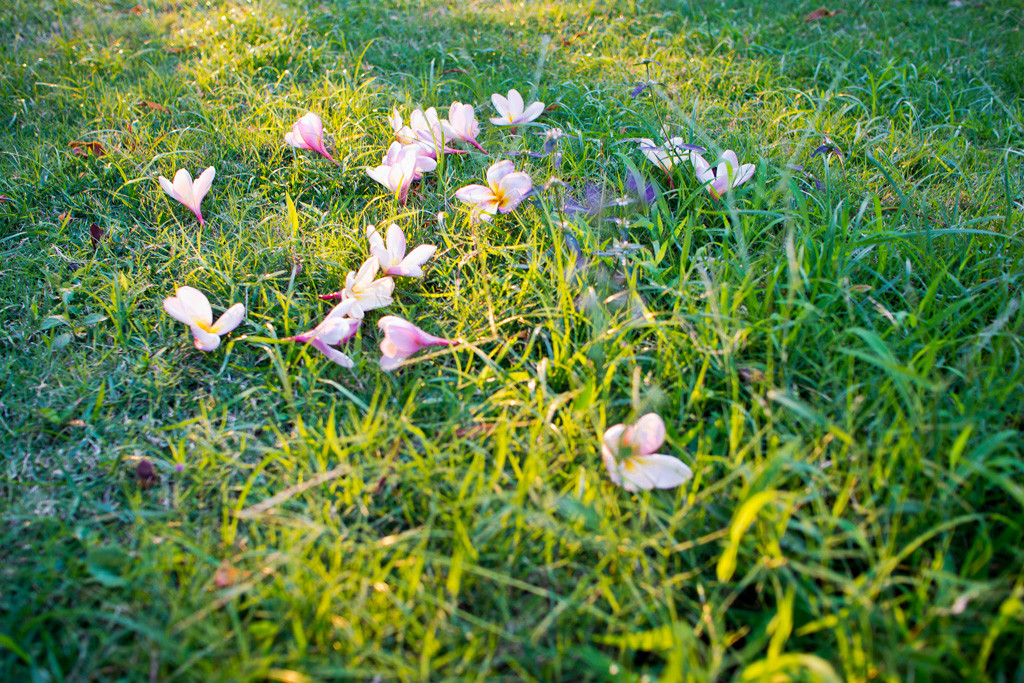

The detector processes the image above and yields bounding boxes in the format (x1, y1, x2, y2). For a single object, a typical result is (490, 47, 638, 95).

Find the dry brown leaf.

(214, 561, 240, 588)
(57, 212, 72, 223)
(69, 140, 106, 157)
(805, 7, 839, 21)
(89, 223, 107, 250)
(139, 100, 168, 113)
(136, 459, 158, 489)
(126, 5, 146, 15)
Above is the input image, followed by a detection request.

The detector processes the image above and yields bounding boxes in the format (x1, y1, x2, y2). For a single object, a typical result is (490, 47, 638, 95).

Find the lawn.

(1, 0, 1023, 680)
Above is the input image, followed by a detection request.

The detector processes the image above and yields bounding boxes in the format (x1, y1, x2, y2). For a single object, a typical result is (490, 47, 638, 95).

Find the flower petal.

(385, 223, 407, 265)
(486, 159, 515, 189)
(627, 413, 666, 456)
(519, 101, 545, 124)
(619, 454, 693, 491)
(209, 302, 245, 335)
(172, 169, 194, 209)
(389, 244, 436, 277)
(190, 324, 221, 352)
(173, 286, 213, 328)
(454, 184, 496, 205)
(507, 89, 525, 118)
(158, 175, 179, 201)
(311, 338, 355, 368)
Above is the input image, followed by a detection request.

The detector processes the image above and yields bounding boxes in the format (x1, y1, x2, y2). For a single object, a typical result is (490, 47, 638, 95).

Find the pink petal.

(192, 167, 215, 208)
(497, 170, 532, 198)
(486, 160, 515, 188)
(627, 413, 666, 456)
(454, 184, 496, 205)
(162, 296, 194, 325)
(385, 223, 407, 264)
(311, 338, 354, 368)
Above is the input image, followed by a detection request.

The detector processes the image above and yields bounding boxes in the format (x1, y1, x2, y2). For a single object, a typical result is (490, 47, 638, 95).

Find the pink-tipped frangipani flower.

(391, 107, 449, 157)
(693, 150, 756, 198)
(453, 159, 532, 221)
(601, 413, 693, 492)
(284, 112, 338, 165)
(489, 89, 545, 126)
(159, 167, 215, 226)
(283, 299, 360, 368)
(319, 256, 395, 318)
(366, 142, 437, 204)
(366, 223, 436, 277)
(377, 315, 455, 371)
(163, 286, 245, 352)
(442, 102, 487, 153)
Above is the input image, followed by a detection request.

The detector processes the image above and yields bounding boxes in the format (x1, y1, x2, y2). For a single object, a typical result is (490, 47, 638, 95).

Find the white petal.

(173, 287, 212, 328)
(209, 302, 245, 335)
(619, 454, 693, 491)
(190, 325, 221, 351)
(191, 167, 215, 208)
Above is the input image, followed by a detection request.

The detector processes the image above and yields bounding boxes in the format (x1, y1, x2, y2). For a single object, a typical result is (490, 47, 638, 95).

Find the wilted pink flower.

(366, 223, 436, 277)
(366, 142, 437, 204)
(442, 102, 487, 153)
(283, 299, 360, 367)
(601, 413, 693, 492)
(158, 167, 215, 226)
(489, 89, 545, 126)
(285, 112, 338, 165)
(378, 315, 455, 371)
(319, 256, 394, 318)
(693, 150, 756, 198)
(454, 160, 532, 221)
(163, 285, 245, 351)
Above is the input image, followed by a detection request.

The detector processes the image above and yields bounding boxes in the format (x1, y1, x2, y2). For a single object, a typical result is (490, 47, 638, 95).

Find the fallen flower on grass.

(283, 298, 360, 367)
(378, 315, 455, 371)
(366, 143, 437, 204)
(490, 89, 545, 126)
(366, 223, 436, 277)
(391, 107, 449, 157)
(637, 138, 703, 173)
(158, 167, 215, 226)
(319, 256, 394, 318)
(454, 159, 532, 221)
(285, 112, 338, 165)
(442, 102, 487, 153)
(601, 413, 693, 492)
(163, 285, 245, 351)
(693, 150, 756, 198)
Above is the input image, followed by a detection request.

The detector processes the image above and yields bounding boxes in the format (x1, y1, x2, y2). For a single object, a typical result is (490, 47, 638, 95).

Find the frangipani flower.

(319, 256, 394, 318)
(391, 107, 448, 157)
(366, 142, 437, 203)
(366, 223, 436, 277)
(285, 112, 338, 164)
(442, 102, 487, 153)
(601, 413, 693, 492)
(284, 299, 360, 367)
(693, 150, 756, 198)
(163, 285, 245, 352)
(489, 89, 545, 126)
(637, 138, 702, 173)
(454, 159, 532, 221)
(378, 315, 455, 371)
(159, 167, 215, 226)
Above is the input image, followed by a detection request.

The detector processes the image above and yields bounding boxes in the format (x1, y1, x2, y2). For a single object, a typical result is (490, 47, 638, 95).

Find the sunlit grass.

(1, 0, 1022, 680)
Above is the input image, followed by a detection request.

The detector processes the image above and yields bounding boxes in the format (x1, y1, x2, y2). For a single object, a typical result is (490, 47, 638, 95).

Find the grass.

(1, 0, 1023, 680)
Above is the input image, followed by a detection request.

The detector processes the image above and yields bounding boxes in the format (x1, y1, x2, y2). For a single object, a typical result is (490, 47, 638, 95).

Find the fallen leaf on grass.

(57, 212, 72, 223)
(69, 140, 106, 157)
(136, 459, 159, 489)
(125, 5, 146, 14)
(138, 100, 168, 113)
(804, 8, 839, 21)
(89, 223, 106, 250)
(214, 560, 245, 588)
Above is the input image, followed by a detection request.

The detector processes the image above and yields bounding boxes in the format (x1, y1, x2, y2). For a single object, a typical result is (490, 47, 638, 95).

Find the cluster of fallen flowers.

(155, 87, 760, 491)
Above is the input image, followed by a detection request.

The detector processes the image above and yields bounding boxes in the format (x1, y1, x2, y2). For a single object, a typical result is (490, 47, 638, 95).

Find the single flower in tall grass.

(163, 285, 244, 351)
(693, 150, 756, 198)
(442, 102, 487, 153)
(319, 256, 394, 318)
(285, 112, 338, 165)
(602, 413, 693, 492)
(454, 159, 532, 221)
(366, 223, 436, 277)
(378, 315, 455, 371)
(158, 167, 215, 226)
(366, 143, 437, 204)
(489, 89, 545, 126)
(283, 299, 360, 367)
